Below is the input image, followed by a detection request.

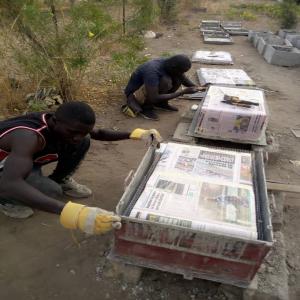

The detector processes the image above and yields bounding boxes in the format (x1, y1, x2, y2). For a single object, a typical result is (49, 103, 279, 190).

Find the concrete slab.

(200, 29, 225, 35)
(263, 44, 300, 67)
(225, 28, 249, 36)
(201, 20, 221, 27)
(192, 50, 233, 64)
(221, 21, 242, 28)
(203, 33, 233, 44)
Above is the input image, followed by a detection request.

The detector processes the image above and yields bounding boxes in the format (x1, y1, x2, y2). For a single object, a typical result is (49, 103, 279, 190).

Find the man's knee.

(26, 171, 63, 199)
(159, 76, 173, 93)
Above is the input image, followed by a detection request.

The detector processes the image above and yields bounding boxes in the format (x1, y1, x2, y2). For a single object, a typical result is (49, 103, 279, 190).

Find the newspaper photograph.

(194, 86, 268, 141)
(130, 143, 257, 240)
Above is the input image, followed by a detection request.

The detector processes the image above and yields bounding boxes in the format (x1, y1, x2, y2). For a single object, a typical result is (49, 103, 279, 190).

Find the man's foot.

(139, 109, 159, 121)
(154, 103, 178, 112)
(60, 177, 92, 198)
(0, 203, 34, 219)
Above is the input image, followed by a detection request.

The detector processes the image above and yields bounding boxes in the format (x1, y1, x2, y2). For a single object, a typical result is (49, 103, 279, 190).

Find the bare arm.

(145, 85, 185, 104)
(90, 129, 130, 141)
(180, 74, 197, 87)
(0, 131, 65, 214)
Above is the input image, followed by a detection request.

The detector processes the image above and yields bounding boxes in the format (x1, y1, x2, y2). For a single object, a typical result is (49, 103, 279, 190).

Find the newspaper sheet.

(130, 143, 257, 240)
(194, 85, 268, 141)
(197, 68, 255, 86)
(192, 51, 233, 65)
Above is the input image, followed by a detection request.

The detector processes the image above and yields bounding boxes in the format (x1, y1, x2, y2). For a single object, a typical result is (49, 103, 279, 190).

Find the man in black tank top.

(0, 101, 162, 235)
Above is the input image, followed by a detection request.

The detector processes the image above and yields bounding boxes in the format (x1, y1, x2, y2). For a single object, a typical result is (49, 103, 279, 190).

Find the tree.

(0, 0, 117, 101)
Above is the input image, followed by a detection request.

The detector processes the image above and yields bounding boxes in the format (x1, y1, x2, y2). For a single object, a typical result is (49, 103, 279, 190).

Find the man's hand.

(130, 128, 163, 144)
(182, 86, 202, 94)
(60, 201, 121, 234)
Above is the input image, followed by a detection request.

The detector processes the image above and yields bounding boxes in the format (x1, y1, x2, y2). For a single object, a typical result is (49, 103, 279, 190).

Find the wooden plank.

(267, 181, 300, 194)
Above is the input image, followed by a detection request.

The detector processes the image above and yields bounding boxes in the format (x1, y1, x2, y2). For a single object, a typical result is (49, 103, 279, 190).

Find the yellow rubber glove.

(130, 128, 163, 144)
(60, 201, 121, 235)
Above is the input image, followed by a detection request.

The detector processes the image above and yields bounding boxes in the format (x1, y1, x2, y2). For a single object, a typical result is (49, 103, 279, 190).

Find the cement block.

(257, 37, 268, 55)
(203, 33, 233, 44)
(257, 35, 287, 55)
(221, 21, 242, 28)
(243, 232, 289, 300)
(263, 44, 300, 67)
(278, 29, 299, 39)
(225, 28, 249, 36)
(253, 32, 272, 47)
(286, 33, 300, 47)
(248, 30, 257, 42)
(201, 20, 220, 28)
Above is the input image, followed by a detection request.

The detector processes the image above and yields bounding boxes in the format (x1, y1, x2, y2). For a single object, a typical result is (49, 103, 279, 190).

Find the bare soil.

(1, 5, 300, 300)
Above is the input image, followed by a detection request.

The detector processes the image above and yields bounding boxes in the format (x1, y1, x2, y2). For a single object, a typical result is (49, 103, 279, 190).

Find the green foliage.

(0, 0, 118, 101)
(226, 8, 256, 21)
(110, 34, 147, 84)
(279, 0, 298, 28)
(230, 1, 299, 27)
(158, 0, 177, 24)
(128, 0, 158, 31)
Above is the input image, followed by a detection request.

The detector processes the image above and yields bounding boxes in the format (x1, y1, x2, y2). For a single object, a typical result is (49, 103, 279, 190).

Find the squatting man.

(0, 101, 162, 234)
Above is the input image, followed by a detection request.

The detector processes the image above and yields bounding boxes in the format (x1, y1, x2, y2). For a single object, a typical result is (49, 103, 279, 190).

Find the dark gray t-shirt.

(124, 58, 168, 96)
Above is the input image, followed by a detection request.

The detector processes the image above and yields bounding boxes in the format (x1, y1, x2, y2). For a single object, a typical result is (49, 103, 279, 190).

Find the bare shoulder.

(6, 129, 43, 155)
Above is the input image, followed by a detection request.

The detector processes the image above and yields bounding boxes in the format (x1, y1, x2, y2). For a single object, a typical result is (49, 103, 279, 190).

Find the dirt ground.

(1, 5, 300, 300)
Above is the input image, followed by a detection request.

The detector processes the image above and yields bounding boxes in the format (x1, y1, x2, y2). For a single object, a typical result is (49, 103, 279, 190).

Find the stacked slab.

(248, 30, 300, 67)
(200, 20, 233, 45)
(221, 21, 249, 36)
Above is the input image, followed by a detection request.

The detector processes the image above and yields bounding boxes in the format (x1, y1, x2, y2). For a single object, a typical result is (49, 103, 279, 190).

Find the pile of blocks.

(199, 20, 249, 45)
(248, 30, 300, 67)
(221, 21, 249, 36)
(200, 20, 233, 45)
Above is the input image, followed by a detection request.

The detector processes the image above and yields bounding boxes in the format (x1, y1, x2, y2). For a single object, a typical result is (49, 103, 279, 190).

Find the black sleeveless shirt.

(0, 112, 60, 167)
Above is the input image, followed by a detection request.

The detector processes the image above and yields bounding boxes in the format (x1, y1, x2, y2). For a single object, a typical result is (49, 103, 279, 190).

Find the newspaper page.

(195, 86, 267, 141)
(197, 68, 256, 86)
(130, 143, 257, 240)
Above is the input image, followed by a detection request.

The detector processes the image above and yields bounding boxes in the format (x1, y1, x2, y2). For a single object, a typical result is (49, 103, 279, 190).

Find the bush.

(279, 0, 298, 28)
(0, 0, 118, 101)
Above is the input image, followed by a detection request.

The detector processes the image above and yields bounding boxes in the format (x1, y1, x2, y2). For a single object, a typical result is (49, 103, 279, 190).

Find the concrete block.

(172, 122, 195, 143)
(257, 37, 268, 55)
(248, 30, 257, 42)
(286, 33, 300, 47)
(201, 20, 221, 28)
(243, 232, 289, 300)
(225, 28, 249, 36)
(221, 21, 242, 28)
(257, 35, 288, 56)
(263, 44, 300, 67)
(253, 32, 272, 47)
(278, 29, 299, 39)
(203, 33, 233, 44)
